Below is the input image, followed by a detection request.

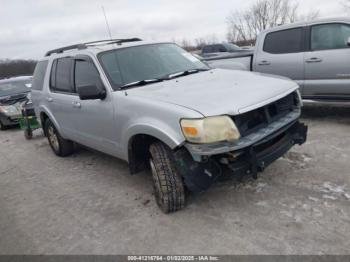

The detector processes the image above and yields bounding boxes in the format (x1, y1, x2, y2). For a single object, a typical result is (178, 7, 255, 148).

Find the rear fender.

(37, 106, 64, 137)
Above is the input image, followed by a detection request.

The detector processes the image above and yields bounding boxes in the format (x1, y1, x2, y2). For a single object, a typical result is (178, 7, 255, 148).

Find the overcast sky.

(0, 0, 346, 60)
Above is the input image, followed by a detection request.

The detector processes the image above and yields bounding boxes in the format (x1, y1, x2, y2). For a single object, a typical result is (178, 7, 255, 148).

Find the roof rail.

(45, 38, 142, 57)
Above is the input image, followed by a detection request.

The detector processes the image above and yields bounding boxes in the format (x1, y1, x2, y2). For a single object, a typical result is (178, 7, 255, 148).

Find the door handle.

(258, 60, 271, 66)
(306, 57, 322, 63)
(47, 97, 53, 102)
(72, 101, 81, 108)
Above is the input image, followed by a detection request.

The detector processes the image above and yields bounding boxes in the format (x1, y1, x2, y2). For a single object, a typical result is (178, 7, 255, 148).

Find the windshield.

(98, 43, 209, 90)
(0, 79, 31, 95)
(224, 43, 241, 51)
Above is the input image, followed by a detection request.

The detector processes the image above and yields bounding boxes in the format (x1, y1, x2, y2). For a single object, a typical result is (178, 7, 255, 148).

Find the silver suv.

(31, 39, 308, 213)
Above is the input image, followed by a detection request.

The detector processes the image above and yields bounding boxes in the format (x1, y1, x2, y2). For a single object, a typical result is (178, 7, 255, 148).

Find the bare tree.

(226, 0, 319, 44)
(0, 59, 37, 79)
(194, 38, 207, 50)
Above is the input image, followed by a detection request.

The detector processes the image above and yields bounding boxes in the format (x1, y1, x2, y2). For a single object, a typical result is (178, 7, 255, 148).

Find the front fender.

(122, 120, 185, 161)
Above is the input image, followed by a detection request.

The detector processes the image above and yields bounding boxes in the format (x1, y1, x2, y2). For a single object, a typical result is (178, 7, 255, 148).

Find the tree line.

(180, 0, 319, 50)
(0, 59, 37, 80)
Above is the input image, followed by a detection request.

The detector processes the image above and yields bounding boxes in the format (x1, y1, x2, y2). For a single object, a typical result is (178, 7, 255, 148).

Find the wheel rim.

(150, 158, 163, 207)
(48, 126, 59, 152)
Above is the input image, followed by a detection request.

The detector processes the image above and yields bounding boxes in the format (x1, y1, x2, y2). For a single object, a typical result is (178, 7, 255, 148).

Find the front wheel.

(44, 119, 74, 157)
(149, 142, 185, 213)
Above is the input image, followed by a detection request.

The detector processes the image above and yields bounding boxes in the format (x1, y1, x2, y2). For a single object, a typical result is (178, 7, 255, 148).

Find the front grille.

(233, 92, 299, 137)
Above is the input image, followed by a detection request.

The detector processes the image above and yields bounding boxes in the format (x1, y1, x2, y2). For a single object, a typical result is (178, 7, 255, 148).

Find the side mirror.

(76, 85, 106, 100)
(347, 37, 350, 47)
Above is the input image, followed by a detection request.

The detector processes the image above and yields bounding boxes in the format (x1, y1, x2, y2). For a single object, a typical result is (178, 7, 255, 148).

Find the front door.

(304, 23, 350, 99)
(70, 56, 118, 156)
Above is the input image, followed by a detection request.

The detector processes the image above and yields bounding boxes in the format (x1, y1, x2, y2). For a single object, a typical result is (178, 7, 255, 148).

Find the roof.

(44, 38, 172, 58)
(262, 17, 350, 34)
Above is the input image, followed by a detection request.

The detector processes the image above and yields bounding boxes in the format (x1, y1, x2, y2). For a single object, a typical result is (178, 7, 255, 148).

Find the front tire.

(149, 142, 185, 213)
(44, 119, 74, 157)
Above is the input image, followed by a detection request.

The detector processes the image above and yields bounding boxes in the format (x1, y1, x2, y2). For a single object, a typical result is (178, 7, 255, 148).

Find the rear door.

(304, 23, 350, 99)
(254, 28, 305, 88)
(47, 57, 78, 139)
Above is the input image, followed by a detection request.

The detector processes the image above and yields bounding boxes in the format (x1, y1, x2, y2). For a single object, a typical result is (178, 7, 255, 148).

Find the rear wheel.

(149, 142, 185, 213)
(44, 119, 74, 157)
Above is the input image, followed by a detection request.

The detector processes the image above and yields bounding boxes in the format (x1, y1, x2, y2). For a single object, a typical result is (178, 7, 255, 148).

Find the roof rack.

(45, 38, 142, 57)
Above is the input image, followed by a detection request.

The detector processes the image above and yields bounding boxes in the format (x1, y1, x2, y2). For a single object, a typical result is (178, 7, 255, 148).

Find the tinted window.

(74, 60, 102, 90)
(51, 58, 72, 92)
(205, 45, 227, 53)
(263, 28, 303, 54)
(32, 61, 48, 90)
(50, 60, 57, 90)
(311, 23, 350, 51)
(216, 45, 227, 52)
(202, 45, 213, 53)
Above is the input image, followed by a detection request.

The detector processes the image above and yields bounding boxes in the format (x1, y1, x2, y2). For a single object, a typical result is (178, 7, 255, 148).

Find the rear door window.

(263, 28, 303, 54)
(50, 57, 73, 93)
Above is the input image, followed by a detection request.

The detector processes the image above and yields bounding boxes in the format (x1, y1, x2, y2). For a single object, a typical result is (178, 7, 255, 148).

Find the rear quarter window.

(31, 61, 48, 90)
(50, 57, 73, 93)
(263, 28, 303, 54)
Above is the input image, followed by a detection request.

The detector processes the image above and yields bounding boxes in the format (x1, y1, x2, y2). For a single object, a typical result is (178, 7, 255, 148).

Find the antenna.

(101, 5, 113, 40)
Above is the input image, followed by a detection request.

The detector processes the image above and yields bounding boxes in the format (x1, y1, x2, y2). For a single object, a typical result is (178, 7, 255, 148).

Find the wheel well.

(40, 112, 49, 136)
(128, 134, 160, 175)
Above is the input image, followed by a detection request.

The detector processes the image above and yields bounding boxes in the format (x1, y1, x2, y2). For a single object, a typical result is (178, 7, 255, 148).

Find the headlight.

(180, 116, 240, 144)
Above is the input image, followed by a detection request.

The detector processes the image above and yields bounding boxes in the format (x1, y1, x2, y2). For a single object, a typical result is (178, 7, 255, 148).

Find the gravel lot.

(0, 102, 349, 255)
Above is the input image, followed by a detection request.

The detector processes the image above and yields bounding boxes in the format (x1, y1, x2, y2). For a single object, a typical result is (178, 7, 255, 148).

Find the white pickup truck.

(205, 18, 350, 101)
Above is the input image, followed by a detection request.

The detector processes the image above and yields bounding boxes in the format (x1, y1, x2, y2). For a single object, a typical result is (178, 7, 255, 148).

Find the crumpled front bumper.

(226, 121, 308, 179)
(175, 120, 308, 193)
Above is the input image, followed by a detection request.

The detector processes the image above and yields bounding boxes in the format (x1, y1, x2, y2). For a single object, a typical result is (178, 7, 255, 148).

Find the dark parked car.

(0, 76, 32, 130)
(201, 43, 253, 58)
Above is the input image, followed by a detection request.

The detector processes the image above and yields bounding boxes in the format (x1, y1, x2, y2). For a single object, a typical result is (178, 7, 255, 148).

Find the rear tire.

(149, 142, 185, 213)
(44, 119, 74, 157)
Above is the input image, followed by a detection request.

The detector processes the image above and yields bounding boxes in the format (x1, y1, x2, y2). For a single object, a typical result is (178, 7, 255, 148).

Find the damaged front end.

(174, 91, 308, 193)
(175, 121, 307, 193)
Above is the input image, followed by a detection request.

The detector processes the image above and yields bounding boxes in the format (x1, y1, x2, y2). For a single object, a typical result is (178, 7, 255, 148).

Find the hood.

(127, 69, 298, 116)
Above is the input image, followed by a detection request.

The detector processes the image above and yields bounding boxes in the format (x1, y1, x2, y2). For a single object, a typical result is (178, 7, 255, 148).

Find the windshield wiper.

(119, 68, 210, 89)
(165, 68, 210, 80)
(120, 78, 165, 89)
